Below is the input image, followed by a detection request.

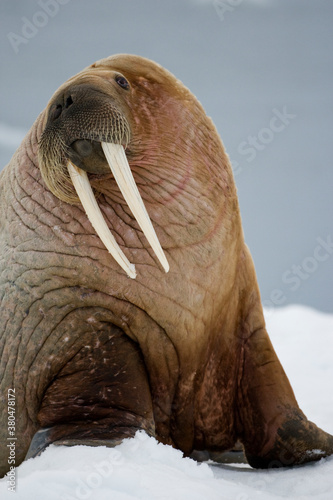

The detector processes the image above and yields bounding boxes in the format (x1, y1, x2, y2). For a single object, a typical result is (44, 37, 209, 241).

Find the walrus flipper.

(25, 427, 135, 460)
(246, 410, 333, 468)
(238, 326, 333, 468)
(25, 428, 53, 459)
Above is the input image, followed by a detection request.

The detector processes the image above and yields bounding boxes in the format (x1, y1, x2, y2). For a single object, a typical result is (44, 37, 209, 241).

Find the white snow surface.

(1, 305, 333, 499)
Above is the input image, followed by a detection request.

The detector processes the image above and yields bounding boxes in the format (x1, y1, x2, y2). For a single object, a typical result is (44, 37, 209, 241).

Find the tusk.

(102, 142, 169, 273)
(67, 161, 136, 279)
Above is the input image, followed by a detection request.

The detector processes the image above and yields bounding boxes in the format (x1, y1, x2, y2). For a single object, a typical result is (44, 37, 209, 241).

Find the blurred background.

(1, 0, 332, 312)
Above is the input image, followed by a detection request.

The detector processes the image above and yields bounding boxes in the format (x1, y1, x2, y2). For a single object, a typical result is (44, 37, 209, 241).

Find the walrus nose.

(49, 94, 74, 122)
(47, 83, 108, 125)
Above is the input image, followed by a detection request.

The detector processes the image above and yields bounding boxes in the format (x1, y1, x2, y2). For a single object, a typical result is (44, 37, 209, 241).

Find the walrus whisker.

(67, 160, 136, 279)
(38, 129, 79, 204)
(101, 142, 170, 274)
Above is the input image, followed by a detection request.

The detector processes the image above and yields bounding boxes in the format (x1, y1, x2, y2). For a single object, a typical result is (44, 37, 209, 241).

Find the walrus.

(0, 54, 332, 479)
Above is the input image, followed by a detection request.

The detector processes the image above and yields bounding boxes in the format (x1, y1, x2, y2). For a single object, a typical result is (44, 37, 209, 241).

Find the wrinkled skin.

(0, 54, 332, 478)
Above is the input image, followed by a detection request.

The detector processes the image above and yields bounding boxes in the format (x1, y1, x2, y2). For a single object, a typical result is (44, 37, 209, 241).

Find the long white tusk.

(102, 142, 169, 273)
(67, 161, 136, 279)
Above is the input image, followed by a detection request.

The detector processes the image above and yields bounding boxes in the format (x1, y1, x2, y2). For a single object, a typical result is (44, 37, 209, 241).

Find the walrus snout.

(38, 83, 131, 202)
(43, 83, 131, 147)
(40, 83, 131, 178)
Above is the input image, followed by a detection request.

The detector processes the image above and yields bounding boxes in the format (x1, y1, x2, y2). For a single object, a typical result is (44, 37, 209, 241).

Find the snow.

(1, 305, 333, 499)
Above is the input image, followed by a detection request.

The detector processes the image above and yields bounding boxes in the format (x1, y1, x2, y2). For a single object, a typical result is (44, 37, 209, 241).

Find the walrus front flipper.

(238, 326, 333, 468)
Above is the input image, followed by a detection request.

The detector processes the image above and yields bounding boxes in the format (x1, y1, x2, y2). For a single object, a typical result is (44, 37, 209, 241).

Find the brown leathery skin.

(0, 54, 332, 478)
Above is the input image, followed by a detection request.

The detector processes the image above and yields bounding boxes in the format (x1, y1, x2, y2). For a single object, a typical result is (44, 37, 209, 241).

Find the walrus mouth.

(67, 142, 169, 279)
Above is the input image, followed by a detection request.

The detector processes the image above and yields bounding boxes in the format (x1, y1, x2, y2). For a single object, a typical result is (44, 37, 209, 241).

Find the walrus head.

(38, 56, 192, 279)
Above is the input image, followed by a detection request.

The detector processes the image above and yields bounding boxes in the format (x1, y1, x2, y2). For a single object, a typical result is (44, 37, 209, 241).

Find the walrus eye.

(115, 75, 130, 90)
